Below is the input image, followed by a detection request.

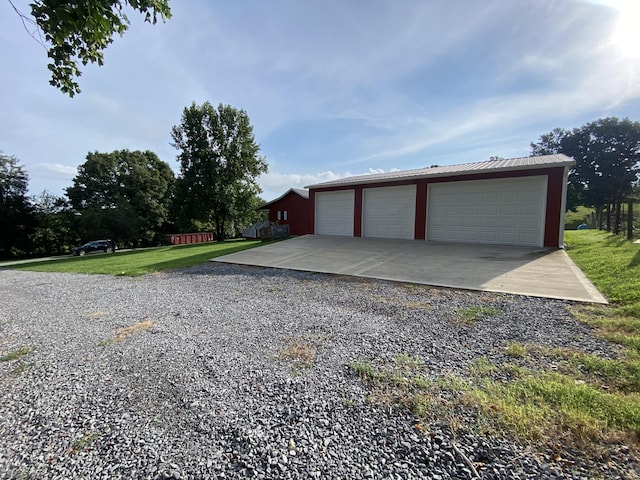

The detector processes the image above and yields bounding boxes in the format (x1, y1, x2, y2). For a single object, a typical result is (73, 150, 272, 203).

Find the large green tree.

(531, 117, 640, 220)
(0, 153, 35, 258)
(66, 149, 174, 246)
(171, 102, 268, 240)
(9, 0, 171, 96)
(31, 190, 76, 256)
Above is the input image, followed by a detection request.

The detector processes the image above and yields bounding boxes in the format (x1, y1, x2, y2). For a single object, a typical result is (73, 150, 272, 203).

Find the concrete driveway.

(214, 235, 607, 303)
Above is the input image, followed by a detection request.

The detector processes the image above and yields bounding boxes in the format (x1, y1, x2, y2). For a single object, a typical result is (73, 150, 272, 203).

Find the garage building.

(258, 188, 312, 236)
(306, 154, 574, 248)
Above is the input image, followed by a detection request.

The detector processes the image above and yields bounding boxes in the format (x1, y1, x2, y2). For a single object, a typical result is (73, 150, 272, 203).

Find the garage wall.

(315, 190, 355, 236)
(362, 185, 416, 239)
(426, 176, 547, 246)
(309, 166, 568, 248)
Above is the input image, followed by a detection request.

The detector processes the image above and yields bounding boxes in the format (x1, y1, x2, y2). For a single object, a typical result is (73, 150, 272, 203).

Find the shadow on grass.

(5, 238, 293, 276)
(143, 242, 266, 272)
(630, 249, 640, 268)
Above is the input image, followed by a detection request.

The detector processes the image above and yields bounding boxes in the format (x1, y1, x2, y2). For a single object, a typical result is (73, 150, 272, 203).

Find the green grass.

(564, 206, 595, 230)
(564, 230, 640, 317)
(7, 239, 263, 276)
(0, 346, 34, 362)
(504, 341, 529, 358)
(470, 372, 640, 444)
(70, 431, 102, 453)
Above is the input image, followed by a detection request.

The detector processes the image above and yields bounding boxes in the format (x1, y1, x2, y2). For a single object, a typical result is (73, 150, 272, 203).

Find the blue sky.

(1, 0, 639, 202)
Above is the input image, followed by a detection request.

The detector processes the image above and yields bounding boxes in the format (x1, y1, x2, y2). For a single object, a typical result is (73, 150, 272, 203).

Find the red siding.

(414, 180, 428, 240)
(544, 168, 564, 247)
(354, 186, 363, 237)
(166, 232, 215, 245)
(266, 192, 312, 235)
(310, 167, 567, 248)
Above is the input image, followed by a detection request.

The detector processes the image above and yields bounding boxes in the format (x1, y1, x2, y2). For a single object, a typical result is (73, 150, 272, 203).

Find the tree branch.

(7, 0, 47, 49)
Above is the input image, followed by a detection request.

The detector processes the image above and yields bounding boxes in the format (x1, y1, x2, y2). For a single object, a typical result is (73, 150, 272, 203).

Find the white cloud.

(36, 163, 77, 176)
(258, 171, 342, 199)
(258, 167, 404, 201)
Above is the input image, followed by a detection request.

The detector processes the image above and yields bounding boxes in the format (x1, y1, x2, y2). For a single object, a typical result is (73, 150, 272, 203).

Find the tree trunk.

(215, 214, 225, 241)
(596, 207, 604, 230)
(614, 202, 621, 235)
(628, 201, 634, 240)
(606, 204, 611, 231)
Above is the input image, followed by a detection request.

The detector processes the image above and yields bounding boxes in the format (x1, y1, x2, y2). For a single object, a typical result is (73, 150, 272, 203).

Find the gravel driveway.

(0, 264, 628, 479)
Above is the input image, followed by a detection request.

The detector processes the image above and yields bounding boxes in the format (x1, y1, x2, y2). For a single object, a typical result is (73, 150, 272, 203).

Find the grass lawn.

(565, 230, 640, 318)
(7, 239, 263, 276)
(564, 205, 595, 229)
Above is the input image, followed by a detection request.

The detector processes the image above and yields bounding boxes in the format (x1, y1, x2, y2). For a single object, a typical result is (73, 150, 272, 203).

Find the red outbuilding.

(306, 154, 574, 248)
(258, 188, 313, 235)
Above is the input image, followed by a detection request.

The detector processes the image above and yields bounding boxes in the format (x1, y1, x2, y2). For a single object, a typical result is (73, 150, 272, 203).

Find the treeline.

(0, 102, 267, 259)
(531, 117, 640, 239)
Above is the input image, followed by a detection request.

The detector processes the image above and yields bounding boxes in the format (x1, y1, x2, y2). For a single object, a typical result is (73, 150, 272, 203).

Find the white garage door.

(315, 190, 355, 236)
(362, 185, 416, 239)
(427, 176, 547, 246)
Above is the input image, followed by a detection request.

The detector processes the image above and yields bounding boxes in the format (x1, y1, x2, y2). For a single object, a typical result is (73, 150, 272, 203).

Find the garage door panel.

(427, 176, 547, 247)
(502, 192, 519, 202)
(315, 190, 354, 236)
(481, 192, 500, 203)
(500, 218, 518, 228)
(362, 185, 416, 240)
(503, 206, 518, 215)
(480, 206, 499, 215)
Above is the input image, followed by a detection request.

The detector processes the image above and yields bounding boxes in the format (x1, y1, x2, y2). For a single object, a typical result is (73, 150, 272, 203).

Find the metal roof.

(305, 154, 574, 189)
(258, 188, 309, 210)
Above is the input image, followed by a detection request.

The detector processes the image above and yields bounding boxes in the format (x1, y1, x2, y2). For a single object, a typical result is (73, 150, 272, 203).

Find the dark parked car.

(72, 240, 116, 256)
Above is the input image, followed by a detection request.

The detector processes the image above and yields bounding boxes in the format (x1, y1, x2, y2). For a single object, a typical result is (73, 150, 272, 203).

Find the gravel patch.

(0, 264, 633, 479)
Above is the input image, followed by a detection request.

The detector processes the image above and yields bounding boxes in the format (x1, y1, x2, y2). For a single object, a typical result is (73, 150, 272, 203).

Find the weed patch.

(504, 341, 529, 358)
(453, 305, 500, 325)
(0, 346, 34, 362)
(351, 348, 640, 472)
(350, 355, 460, 419)
(69, 431, 102, 453)
(275, 335, 325, 375)
(99, 320, 154, 346)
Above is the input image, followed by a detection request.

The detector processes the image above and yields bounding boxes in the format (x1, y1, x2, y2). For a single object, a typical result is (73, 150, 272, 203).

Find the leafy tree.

(9, 0, 171, 96)
(171, 101, 268, 240)
(31, 190, 76, 255)
(531, 118, 640, 221)
(66, 150, 174, 246)
(0, 153, 35, 258)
